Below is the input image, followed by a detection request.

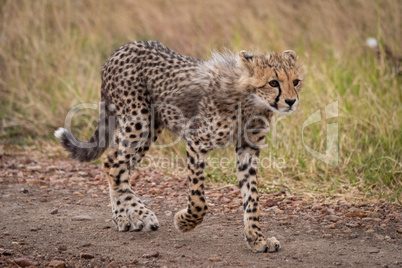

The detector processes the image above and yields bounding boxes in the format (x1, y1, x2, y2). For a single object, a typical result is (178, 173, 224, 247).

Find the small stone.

(27, 165, 41, 171)
(49, 260, 67, 268)
(58, 245, 67, 251)
(72, 215, 93, 221)
(80, 253, 94, 259)
(46, 166, 57, 172)
(345, 212, 366, 218)
(174, 244, 184, 249)
(165, 210, 172, 216)
(221, 197, 231, 203)
(367, 212, 382, 218)
(20, 188, 29, 193)
(141, 197, 155, 203)
(73, 191, 84, 197)
(322, 234, 333, 238)
(13, 257, 35, 267)
(350, 234, 358, 239)
(374, 234, 384, 241)
(275, 208, 284, 214)
(324, 215, 340, 222)
(327, 223, 336, 229)
(283, 199, 293, 204)
(346, 222, 359, 228)
(397, 228, 402, 234)
(2, 249, 13, 255)
(106, 260, 119, 268)
(311, 204, 323, 211)
(368, 248, 380, 254)
(26, 179, 40, 185)
(150, 188, 159, 195)
(39, 197, 48, 202)
(82, 243, 92, 247)
(50, 208, 58, 215)
(209, 257, 222, 262)
(327, 208, 335, 215)
(266, 199, 277, 207)
(78, 171, 88, 176)
(143, 250, 160, 258)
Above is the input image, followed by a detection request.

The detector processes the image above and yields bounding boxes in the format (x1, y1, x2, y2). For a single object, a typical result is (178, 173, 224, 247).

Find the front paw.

(244, 224, 281, 253)
(267, 236, 281, 252)
(245, 235, 281, 253)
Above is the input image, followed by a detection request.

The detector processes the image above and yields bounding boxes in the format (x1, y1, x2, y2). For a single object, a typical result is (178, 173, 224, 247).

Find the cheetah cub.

(55, 41, 303, 253)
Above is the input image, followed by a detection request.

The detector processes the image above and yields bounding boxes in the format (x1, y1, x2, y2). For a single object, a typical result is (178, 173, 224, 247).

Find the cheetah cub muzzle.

(55, 41, 303, 253)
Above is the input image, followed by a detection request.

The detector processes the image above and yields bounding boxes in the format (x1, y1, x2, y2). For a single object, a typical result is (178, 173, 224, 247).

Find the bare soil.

(0, 151, 401, 267)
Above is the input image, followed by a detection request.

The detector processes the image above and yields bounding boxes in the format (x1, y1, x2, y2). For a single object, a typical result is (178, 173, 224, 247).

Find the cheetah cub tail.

(54, 126, 108, 162)
(54, 128, 67, 139)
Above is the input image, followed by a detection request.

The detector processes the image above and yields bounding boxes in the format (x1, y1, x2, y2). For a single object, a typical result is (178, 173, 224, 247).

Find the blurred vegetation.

(0, 0, 400, 202)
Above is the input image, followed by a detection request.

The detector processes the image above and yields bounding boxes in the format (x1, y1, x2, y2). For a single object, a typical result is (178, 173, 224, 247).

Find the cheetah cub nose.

(285, 99, 296, 107)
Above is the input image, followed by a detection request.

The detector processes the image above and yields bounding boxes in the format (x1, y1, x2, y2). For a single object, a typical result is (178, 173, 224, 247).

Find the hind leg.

(174, 141, 208, 232)
(102, 116, 160, 232)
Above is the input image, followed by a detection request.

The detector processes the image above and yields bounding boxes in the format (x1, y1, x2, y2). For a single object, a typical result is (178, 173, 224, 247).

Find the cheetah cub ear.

(239, 50, 255, 74)
(239, 50, 254, 62)
(282, 50, 298, 62)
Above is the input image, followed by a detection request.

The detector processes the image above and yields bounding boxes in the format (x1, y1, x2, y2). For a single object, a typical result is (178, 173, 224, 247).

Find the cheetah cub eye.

(268, 80, 279, 87)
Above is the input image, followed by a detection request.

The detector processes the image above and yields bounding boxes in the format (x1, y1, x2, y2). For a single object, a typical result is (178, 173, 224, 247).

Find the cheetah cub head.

(239, 50, 304, 115)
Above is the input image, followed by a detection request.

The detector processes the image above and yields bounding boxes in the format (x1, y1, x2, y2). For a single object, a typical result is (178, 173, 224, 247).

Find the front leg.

(174, 142, 208, 232)
(236, 145, 280, 253)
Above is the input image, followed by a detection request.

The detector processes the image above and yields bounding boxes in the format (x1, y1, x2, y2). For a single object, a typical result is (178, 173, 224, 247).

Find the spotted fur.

(56, 41, 303, 253)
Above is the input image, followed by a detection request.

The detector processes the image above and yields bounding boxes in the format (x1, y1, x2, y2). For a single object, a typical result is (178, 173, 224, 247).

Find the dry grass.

(0, 0, 401, 202)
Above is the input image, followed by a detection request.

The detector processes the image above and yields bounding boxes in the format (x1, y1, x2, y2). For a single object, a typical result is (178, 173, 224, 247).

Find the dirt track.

(0, 152, 401, 267)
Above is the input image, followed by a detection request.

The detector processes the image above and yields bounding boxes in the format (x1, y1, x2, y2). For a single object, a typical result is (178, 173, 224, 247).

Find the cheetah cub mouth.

(250, 93, 298, 115)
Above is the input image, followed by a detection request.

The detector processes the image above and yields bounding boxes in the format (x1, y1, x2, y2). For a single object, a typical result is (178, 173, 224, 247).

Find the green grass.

(0, 0, 401, 202)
